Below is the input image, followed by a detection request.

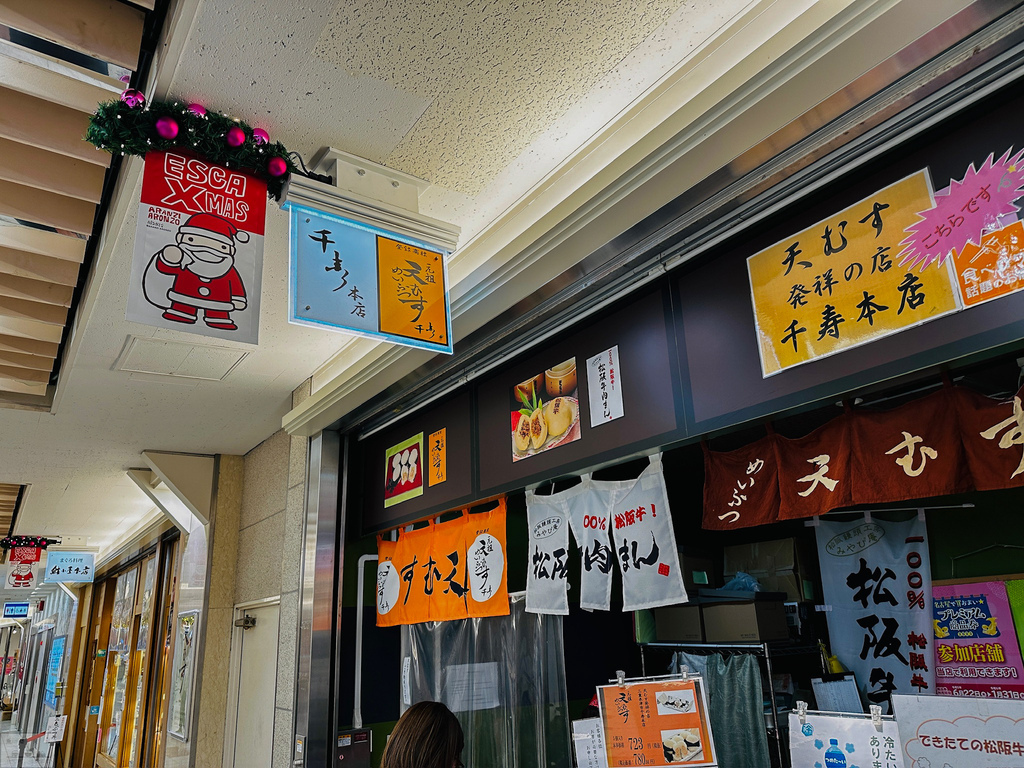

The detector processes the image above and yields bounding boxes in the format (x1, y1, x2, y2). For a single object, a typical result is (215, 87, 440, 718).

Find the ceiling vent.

(114, 336, 247, 381)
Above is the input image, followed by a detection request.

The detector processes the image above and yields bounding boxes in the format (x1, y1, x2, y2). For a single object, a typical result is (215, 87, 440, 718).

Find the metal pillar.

(293, 431, 344, 767)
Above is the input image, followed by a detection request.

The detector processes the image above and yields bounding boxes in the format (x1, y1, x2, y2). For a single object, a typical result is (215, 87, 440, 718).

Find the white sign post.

(44, 715, 67, 743)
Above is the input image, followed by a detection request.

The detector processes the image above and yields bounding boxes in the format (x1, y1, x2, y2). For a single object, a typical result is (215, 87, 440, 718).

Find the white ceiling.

(0, 0, 984, 552)
(0, 0, 754, 550)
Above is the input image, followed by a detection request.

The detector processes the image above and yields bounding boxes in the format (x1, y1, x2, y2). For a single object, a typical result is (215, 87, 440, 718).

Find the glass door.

(97, 567, 138, 768)
(124, 556, 157, 768)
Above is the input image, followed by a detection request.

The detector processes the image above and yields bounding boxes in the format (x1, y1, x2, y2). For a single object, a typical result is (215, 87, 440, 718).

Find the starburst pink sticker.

(899, 147, 1024, 270)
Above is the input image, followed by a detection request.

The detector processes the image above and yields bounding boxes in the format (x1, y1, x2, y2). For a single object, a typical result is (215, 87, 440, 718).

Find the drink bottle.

(824, 738, 846, 768)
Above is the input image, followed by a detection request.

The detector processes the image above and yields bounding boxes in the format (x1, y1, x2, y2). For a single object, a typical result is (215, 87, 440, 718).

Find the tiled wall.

(235, 423, 307, 768)
(191, 378, 310, 768)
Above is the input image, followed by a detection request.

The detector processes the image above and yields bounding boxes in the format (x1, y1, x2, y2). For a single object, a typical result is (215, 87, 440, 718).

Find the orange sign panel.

(747, 171, 962, 377)
(952, 219, 1024, 307)
(428, 428, 447, 486)
(598, 678, 716, 766)
(377, 236, 449, 347)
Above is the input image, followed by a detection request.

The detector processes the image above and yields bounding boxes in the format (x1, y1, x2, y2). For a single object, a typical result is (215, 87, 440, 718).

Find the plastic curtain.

(400, 594, 571, 768)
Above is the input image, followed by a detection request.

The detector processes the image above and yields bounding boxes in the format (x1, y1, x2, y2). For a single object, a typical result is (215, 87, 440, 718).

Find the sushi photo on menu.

(656, 690, 696, 715)
(383, 433, 424, 508)
(661, 729, 704, 763)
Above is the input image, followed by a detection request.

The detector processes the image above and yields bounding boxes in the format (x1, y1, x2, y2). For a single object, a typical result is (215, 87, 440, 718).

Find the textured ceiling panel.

(314, 0, 686, 194)
(168, 1, 430, 167)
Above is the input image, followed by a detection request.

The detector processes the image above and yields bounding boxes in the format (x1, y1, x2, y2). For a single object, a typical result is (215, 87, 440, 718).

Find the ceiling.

(0, 0, 137, 402)
(0, 0, 995, 554)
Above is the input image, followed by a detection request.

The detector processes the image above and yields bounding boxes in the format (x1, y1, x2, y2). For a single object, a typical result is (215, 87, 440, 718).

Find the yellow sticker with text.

(428, 428, 446, 487)
(747, 170, 962, 377)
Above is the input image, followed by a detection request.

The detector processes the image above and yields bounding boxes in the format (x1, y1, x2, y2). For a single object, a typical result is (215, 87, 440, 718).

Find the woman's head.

(381, 700, 464, 768)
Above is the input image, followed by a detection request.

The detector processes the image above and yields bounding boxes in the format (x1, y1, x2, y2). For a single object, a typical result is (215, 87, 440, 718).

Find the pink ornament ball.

(267, 156, 288, 177)
(187, 103, 206, 117)
(120, 88, 146, 108)
(155, 116, 179, 140)
(225, 126, 246, 147)
(252, 128, 270, 145)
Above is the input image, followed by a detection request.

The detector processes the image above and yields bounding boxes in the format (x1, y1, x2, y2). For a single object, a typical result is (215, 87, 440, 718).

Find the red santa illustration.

(143, 212, 248, 330)
(8, 561, 33, 588)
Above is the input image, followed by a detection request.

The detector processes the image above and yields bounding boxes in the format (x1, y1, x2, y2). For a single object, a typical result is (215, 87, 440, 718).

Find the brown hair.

(380, 701, 464, 768)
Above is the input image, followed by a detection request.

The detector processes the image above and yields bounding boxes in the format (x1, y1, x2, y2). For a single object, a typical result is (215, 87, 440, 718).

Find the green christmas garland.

(86, 97, 295, 200)
(1, 535, 50, 550)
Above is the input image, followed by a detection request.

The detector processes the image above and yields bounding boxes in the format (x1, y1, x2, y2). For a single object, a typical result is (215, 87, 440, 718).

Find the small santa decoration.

(8, 562, 33, 588)
(143, 212, 249, 330)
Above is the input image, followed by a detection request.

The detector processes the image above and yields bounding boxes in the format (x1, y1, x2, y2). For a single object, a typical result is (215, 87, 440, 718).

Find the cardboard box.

(653, 604, 704, 642)
(723, 538, 815, 602)
(702, 600, 789, 643)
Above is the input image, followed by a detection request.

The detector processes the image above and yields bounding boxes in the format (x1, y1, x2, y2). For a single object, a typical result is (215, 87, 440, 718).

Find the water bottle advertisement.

(789, 711, 905, 768)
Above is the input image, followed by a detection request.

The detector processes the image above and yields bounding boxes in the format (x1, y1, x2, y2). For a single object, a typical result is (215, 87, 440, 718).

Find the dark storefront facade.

(292, 9, 1024, 767)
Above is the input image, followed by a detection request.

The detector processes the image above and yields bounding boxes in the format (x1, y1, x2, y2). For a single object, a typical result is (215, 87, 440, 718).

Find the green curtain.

(675, 651, 771, 768)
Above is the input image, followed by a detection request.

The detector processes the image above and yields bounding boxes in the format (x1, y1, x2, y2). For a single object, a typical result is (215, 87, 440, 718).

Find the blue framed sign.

(44, 551, 94, 583)
(44, 635, 65, 709)
(2, 602, 28, 618)
(285, 203, 453, 354)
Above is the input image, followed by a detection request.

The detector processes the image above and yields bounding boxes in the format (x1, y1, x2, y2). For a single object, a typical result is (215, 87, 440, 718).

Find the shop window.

(99, 566, 138, 764)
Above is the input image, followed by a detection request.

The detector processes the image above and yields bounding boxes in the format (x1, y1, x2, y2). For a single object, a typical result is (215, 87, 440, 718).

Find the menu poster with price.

(597, 677, 717, 766)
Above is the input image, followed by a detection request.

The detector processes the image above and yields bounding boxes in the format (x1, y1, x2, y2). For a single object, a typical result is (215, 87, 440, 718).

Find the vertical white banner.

(816, 516, 934, 713)
(610, 455, 688, 611)
(565, 477, 630, 612)
(586, 346, 624, 427)
(525, 491, 570, 615)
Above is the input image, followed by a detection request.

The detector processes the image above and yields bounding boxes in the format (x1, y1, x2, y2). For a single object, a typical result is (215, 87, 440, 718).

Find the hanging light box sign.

(285, 203, 453, 354)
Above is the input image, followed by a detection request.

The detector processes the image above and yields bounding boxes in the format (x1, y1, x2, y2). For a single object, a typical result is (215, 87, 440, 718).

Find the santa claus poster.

(6, 546, 41, 590)
(126, 151, 266, 344)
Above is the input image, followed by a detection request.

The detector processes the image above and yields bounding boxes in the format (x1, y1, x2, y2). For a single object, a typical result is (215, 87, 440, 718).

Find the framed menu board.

(597, 676, 717, 766)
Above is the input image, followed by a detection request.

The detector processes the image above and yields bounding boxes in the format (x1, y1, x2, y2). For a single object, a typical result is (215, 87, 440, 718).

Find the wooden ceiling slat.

(0, 86, 108, 166)
(0, 0, 145, 72)
(0, 138, 106, 203)
(0, 245, 83, 286)
(0, 42, 123, 114)
(0, 349, 53, 371)
(0, 363, 47, 383)
(0, 273, 74, 307)
(0, 224, 86, 263)
(0, 315, 63, 343)
(0, 295, 68, 326)
(0, 333, 58, 357)
(0, 179, 96, 236)
(0, 378, 47, 396)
